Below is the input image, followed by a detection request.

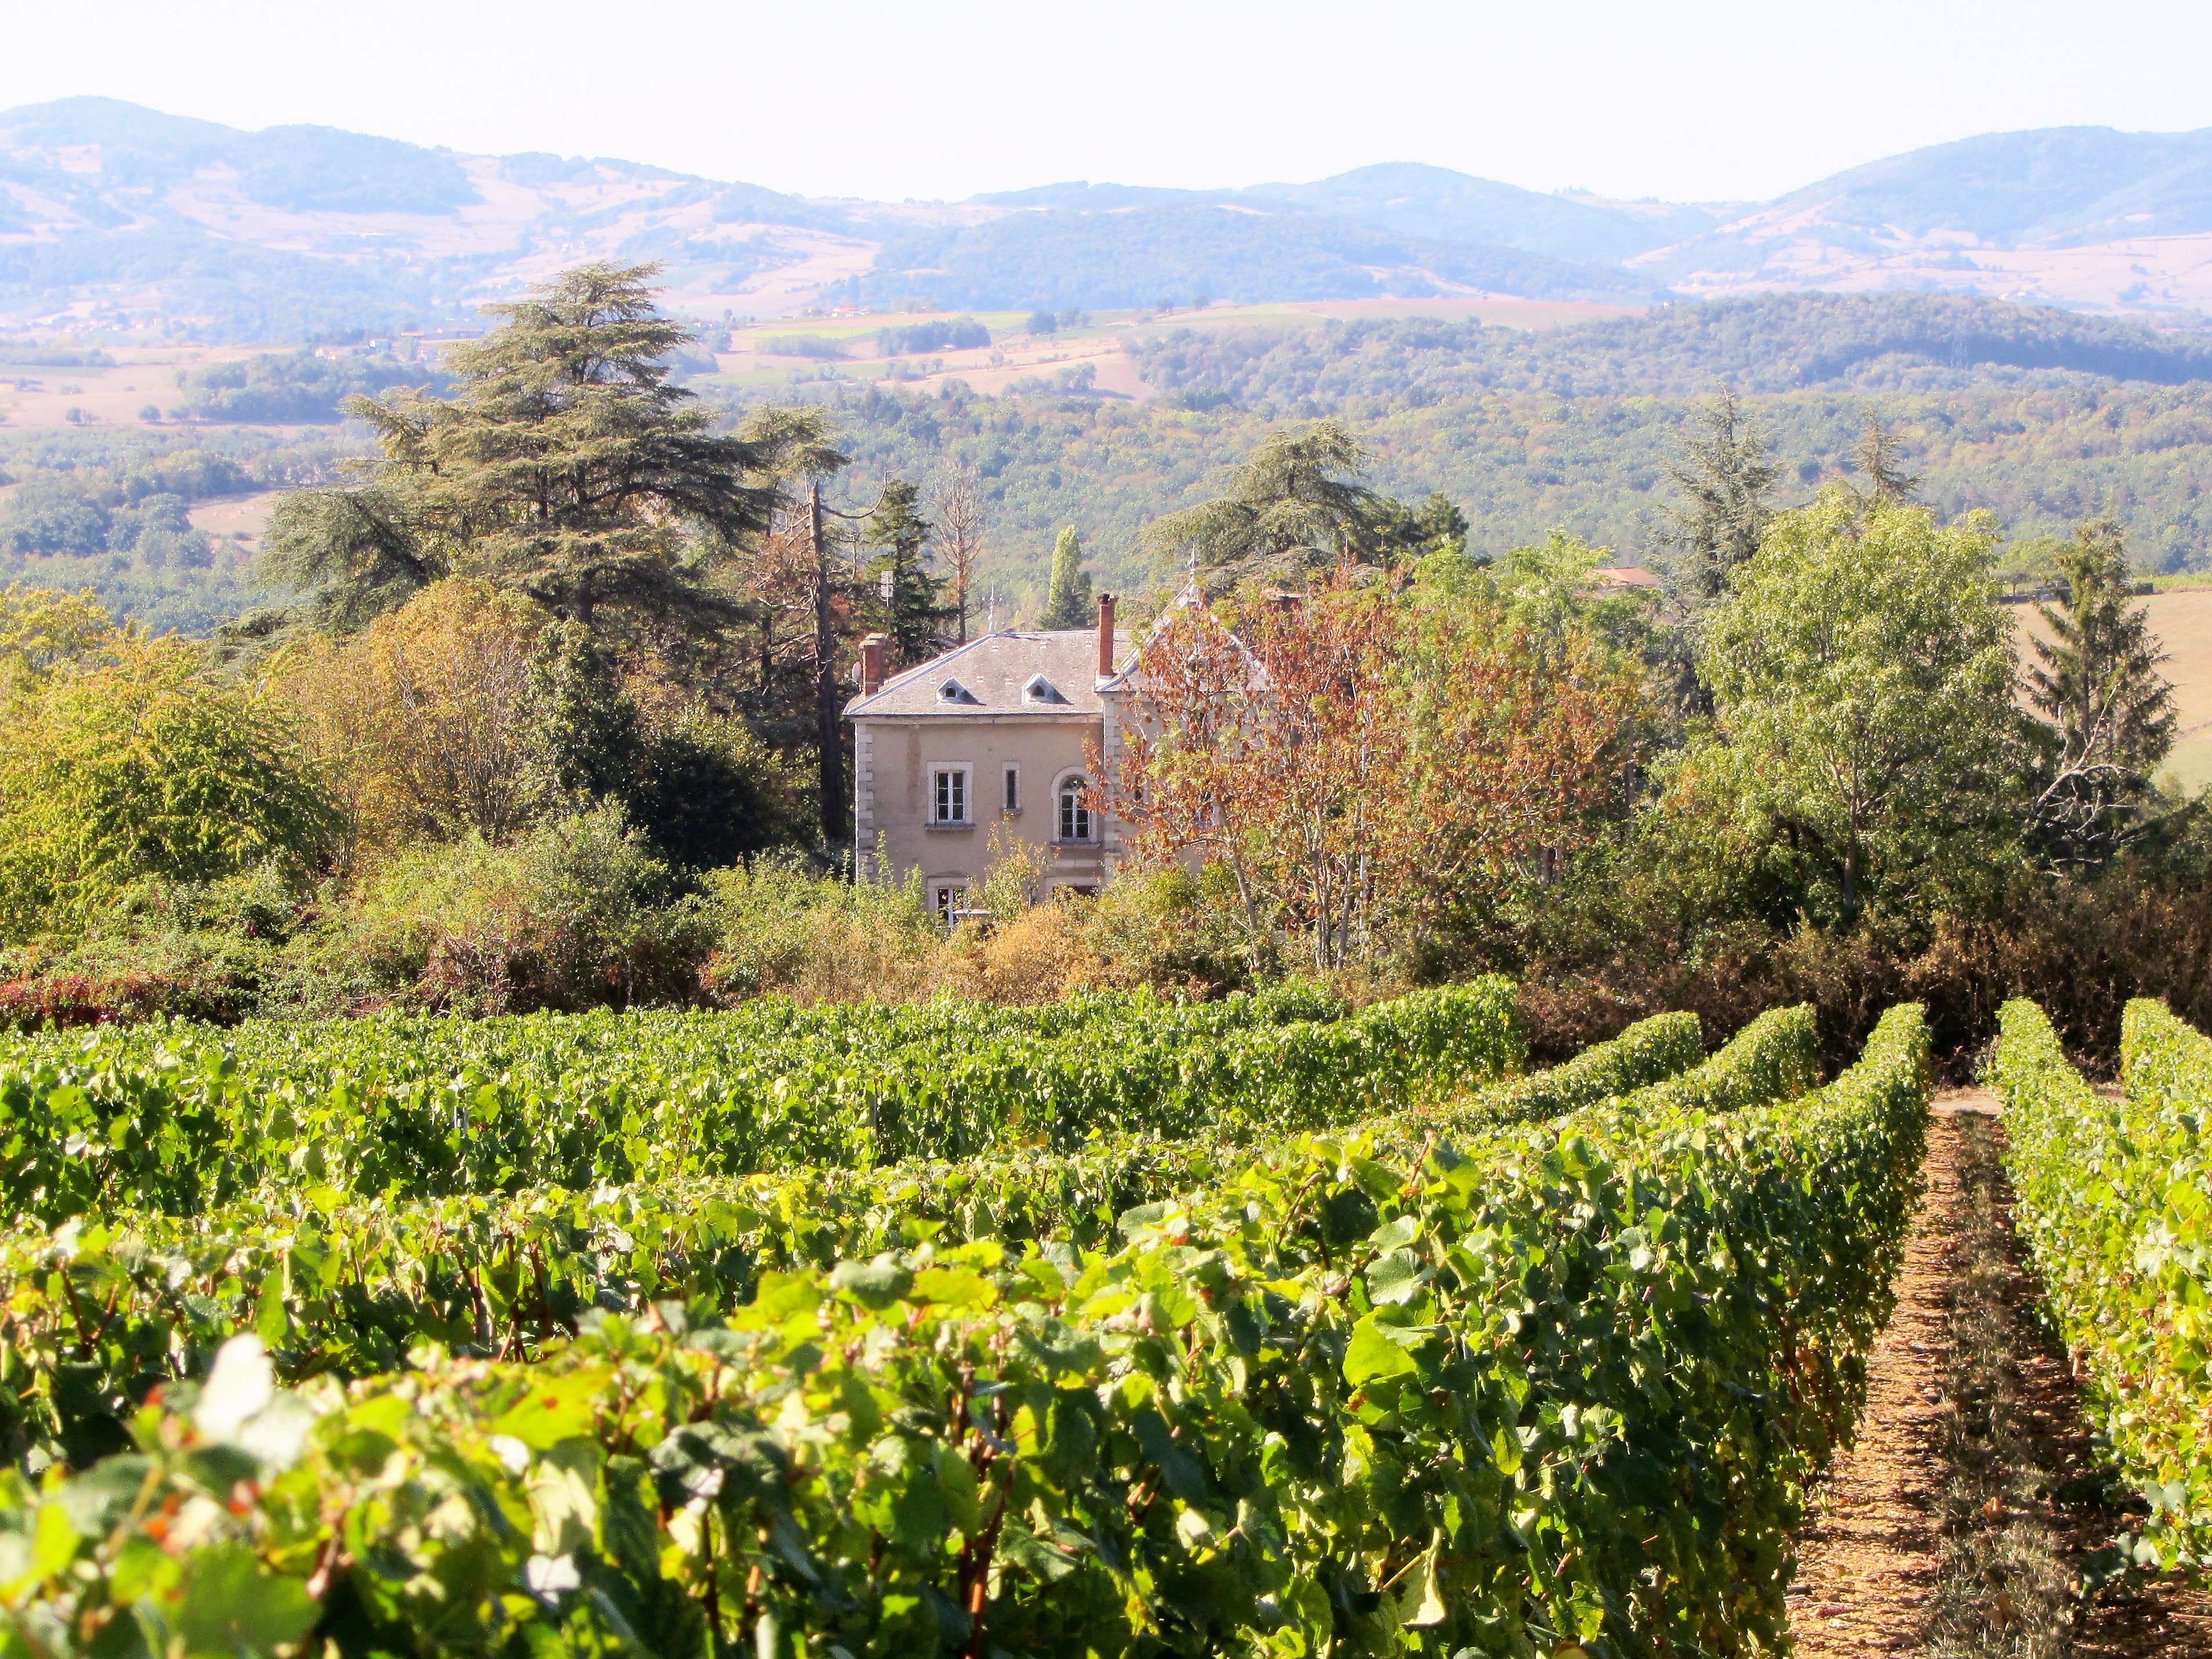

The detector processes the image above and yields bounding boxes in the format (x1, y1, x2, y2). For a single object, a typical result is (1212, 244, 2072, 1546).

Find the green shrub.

(1081, 863, 1267, 993)
(356, 803, 712, 1012)
(699, 854, 942, 1003)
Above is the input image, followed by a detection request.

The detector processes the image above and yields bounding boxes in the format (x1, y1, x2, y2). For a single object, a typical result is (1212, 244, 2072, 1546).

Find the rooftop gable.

(846, 628, 1131, 718)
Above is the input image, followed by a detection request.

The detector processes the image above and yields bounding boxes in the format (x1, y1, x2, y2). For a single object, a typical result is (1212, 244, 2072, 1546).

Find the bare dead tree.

(931, 461, 986, 642)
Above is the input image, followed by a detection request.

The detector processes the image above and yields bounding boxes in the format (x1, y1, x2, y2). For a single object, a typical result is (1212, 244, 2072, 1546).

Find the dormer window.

(1022, 673, 1067, 704)
(937, 678, 979, 704)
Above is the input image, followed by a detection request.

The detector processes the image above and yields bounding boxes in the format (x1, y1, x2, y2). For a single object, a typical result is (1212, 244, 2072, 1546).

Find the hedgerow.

(0, 1003, 1925, 1658)
(1993, 996, 2212, 1571)
(0, 979, 1520, 1217)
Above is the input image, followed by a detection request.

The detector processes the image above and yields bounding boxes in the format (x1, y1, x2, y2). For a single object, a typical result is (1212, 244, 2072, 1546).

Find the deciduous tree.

(276, 579, 546, 861)
(1106, 574, 1642, 971)
(930, 461, 985, 644)
(1696, 487, 2018, 924)
(0, 639, 338, 938)
(732, 406, 860, 846)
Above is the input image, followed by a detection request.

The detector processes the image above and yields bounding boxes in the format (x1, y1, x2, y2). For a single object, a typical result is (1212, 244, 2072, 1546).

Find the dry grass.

(946, 902, 1107, 1004)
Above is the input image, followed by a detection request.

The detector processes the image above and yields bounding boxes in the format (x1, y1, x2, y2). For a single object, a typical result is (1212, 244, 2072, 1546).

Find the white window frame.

(1053, 770, 1095, 843)
(1002, 764, 1021, 814)
(931, 880, 969, 921)
(930, 764, 973, 826)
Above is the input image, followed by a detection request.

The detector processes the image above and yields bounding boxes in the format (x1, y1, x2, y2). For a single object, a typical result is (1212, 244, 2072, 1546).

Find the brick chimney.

(858, 633, 886, 696)
(1096, 593, 1116, 677)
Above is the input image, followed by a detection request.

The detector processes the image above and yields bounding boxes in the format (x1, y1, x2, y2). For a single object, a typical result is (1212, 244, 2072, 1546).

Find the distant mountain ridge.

(973, 162, 1724, 263)
(1636, 126, 2212, 316)
(8, 97, 2212, 339)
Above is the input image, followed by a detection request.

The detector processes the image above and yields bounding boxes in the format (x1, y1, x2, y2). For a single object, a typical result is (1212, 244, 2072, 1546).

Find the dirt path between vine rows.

(1787, 1091, 2212, 1658)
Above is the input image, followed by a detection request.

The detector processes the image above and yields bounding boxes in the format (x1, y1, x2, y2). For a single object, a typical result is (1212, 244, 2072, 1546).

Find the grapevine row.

(0, 980, 1520, 1217)
(1993, 996, 2212, 1571)
(0, 1003, 1924, 1658)
(0, 1007, 1811, 1466)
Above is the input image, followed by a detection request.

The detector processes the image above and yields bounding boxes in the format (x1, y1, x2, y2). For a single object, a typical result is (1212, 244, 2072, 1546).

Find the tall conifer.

(1041, 526, 1092, 628)
(2026, 518, 2177, 866)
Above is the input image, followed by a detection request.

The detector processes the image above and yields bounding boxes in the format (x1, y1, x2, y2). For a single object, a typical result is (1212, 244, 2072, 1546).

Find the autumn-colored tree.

(275, 579, 548, 862)
(1105, 574, 1641, 971)
(1396, 587, 1646, 930)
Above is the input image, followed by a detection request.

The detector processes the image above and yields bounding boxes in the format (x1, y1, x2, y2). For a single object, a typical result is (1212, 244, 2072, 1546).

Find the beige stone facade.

(845, 609, 1132, 917)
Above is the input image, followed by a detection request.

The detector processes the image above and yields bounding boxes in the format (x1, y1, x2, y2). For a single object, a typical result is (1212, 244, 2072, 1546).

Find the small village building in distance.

(845, 598, 1131, 918)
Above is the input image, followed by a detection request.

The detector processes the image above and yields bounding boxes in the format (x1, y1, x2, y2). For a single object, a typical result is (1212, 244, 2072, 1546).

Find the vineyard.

(1994, 996, 2212, 1577)
(0, 983, 1945, 1657)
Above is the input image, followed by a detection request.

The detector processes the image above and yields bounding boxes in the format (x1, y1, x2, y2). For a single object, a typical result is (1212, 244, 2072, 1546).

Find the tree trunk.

(810, 480, 845, 851)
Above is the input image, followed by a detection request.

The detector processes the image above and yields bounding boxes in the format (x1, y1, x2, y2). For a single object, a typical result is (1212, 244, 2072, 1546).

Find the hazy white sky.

(3, 0, 2209, 204)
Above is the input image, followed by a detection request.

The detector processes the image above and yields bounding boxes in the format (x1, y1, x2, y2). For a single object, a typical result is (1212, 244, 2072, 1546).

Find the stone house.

(845, 598, 1132, 916)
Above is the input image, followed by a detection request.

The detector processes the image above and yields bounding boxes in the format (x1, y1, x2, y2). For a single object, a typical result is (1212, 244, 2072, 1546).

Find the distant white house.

(845, 598, 1134, 917)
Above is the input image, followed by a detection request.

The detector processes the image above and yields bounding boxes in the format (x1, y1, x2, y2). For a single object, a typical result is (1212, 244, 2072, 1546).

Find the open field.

(185, 488, 280, 554)
(0, 346, 208, 429)
(709, 295, 1639, 401)
(2012, 587, 2212, 791)
(0, 344, 306, 430)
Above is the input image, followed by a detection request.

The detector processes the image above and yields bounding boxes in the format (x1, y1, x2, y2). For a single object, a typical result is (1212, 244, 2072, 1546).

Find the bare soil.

(1787, 1091, 2212, 1657)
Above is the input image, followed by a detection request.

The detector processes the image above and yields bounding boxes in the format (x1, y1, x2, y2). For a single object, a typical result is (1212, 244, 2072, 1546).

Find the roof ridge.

(870, 632, 997, 698)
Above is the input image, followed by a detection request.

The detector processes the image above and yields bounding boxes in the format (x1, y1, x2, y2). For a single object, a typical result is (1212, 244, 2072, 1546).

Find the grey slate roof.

(845, 629, 1131, 718)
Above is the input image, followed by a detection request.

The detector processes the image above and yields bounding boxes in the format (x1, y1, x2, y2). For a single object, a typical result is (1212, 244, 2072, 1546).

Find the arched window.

(1057, 774, 1093, 842)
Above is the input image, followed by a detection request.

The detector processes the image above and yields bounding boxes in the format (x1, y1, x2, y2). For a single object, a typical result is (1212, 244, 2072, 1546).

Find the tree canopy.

(264, 263, 780, 639)
(1141, 421, 1379, 590)
(0, 637, 338, 939)
(1695, 488, 2018, 924)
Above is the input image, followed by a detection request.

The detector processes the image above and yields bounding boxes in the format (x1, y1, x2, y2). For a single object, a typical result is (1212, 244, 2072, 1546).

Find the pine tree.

(1041, 525, 1093, 628)
(864, 481, 954, 666)
(270, 262, 779, 638)
(1141, 420, 1378, 591)
(2025, 518, 2177, 868)
(1851, 414, 1922, 505)
(1651, 390, 1779, 606)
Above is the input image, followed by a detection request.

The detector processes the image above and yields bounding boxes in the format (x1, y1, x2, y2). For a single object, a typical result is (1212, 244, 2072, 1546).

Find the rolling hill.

(12, 99, 2212, 340)
(1638, 127, 2212, 317)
